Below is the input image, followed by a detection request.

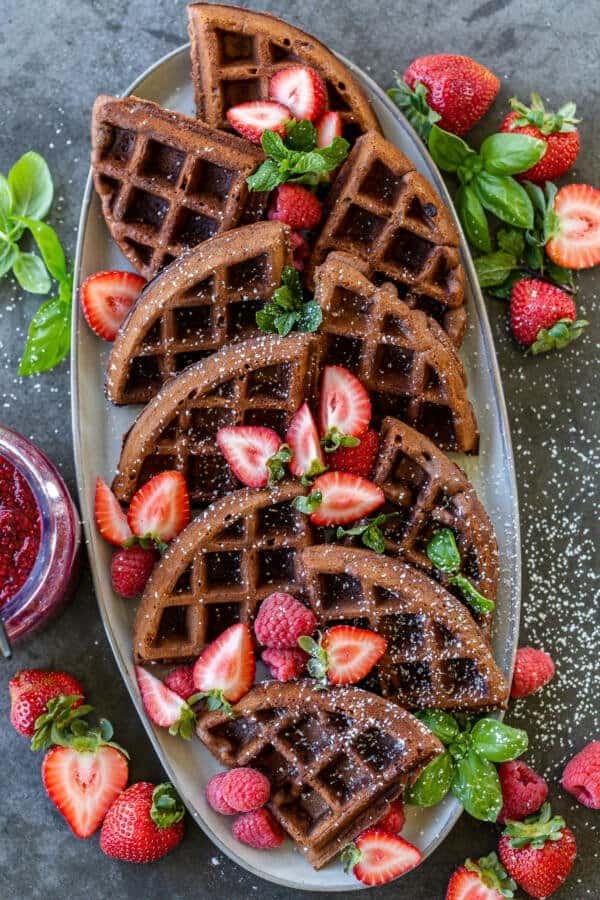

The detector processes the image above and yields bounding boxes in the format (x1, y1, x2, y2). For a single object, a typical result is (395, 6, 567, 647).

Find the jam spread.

(0, 455, 41, 605)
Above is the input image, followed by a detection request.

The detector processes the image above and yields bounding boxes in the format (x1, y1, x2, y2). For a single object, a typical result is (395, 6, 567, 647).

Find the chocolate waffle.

(106, 222, 292, 404)
(112, 333, 320, 506)
(133, 482, 312, 663)
(372, 417, 499, 617)
(91, 94, 267, 279)
(187, 3, 380, 142)
(196, 680, 443, 869)
(314, 252, 478, 452)
(307, 131, 467, 345)
(299, 546, 508, 711)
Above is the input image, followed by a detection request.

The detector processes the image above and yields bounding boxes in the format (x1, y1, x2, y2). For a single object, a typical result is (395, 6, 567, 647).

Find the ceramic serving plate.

(71, 43, 521, 891)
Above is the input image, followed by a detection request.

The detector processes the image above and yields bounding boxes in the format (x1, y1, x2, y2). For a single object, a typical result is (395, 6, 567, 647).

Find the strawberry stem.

(504, 803, 565, 849)
(151, 782, 185, 829)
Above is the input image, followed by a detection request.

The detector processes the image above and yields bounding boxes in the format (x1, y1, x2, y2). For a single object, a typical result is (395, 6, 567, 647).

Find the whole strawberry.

(509, 278, 587, 354)
(500, 93, 580, 184)
(111, 545, 157, 598)
(499, 804, 577, 899)
(399, 54, 499, 136)
(9, 669, 85, 738)
(100, 782, 185, 863)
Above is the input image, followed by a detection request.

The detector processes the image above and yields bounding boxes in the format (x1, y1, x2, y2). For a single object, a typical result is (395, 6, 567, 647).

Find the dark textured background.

(0, 1, 598, 897)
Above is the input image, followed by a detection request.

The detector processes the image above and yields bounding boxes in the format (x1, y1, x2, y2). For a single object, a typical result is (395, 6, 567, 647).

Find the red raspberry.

(290, 231, 310, 271)
(110, 545, 157, 598)
(205, 772, 236, 815)
(328, 429, 380, 478)
(254, 592, 316, 649)
(262, 647, 307, 682)
(164, 664, 196, 701)
(511, 647, 555, 698)
(232, 808, 284, 849)
(498, 760, 548, 822)
(221, 767, 271, 812)
(562, 741, 600, 809)
(268, 184, 322, 230)
(375, 799, 405, 833)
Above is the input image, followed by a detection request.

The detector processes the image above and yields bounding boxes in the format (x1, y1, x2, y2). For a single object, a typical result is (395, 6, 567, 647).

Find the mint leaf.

(261, 130, 288, 160)
(256, 305, 279, 333)
(8, 151, 53, 220)
(19, 296, 71, 376)
(285, 119, 317, 152)
(281, 264, 303, 297)
(273, 310, 298, 336)
(247, 159, 283, 192)
(314, 137, 349, 168)
(248, 127, 349, 191)
(426, 528, 461, 573)
(13, 252, 51, 294)
(295, 301, 322, 333)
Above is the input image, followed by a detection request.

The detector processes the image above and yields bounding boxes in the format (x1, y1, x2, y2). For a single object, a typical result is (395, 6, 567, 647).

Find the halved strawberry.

(446, 854, 515, 900)
(226, 100, 290, 144)
(127, 471, 190, 549)
(316, 111, 343, 147)
(192, 623, 255, 712)
(135, 666, 197, 740)
(318, 366, 371, 451)
(269, 66, 326, 123)
(42, 736, 128, 839)
(216, 426, 287, 488)
(81, 270, 145, 341)
(285, 402, 327, 481)
(328, 429, 380, 478)
(342, 829, 422, 886)
(308, 471, 384, 526)
(546, 183, 600, 269)
(95, 477, 132, 546)
(323, 625, 387, 685)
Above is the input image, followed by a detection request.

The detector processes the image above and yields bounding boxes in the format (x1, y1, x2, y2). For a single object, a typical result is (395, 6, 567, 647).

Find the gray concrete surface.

(0, 1, 598, 897)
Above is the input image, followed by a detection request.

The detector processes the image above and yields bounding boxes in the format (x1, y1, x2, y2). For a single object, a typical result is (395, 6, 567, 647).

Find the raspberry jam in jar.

(0, 426, 80, 645)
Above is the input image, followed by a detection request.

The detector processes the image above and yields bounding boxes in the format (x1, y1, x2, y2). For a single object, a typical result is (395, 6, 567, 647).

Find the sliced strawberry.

(446, 857, 514, 900)
(226, 100, 290, 144)
(269, 66, 326, 123)
(135, 666, 197, 740)
(308, 471, 384, 526)
(127, 471, 190, 548)
(316, 111, 343, 147)
(95, 477, 132, 546)
(318, 366, 371, 450)
(193, 623, 255, 710)
(323, 625, 387, 685)
(42, 743, 128, 839)
(285, 402, 327, 481)
(546, 183, 600, 269)
(342, 829, 422, 886)
(81, 270, 145, 341)
(216, 426, 285, 488)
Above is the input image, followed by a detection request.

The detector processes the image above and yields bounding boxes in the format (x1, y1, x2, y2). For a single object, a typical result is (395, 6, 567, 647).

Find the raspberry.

(221, 767, 271, 812)
(232, 808, 284, 849)
(328, 429, 380, 478)
(164, 664, 196, 701)
(562, 741, 600, 809)
(110, 545, 157, 598)
(205, 772, 236, 815)
(262, 647, 307, 682)
(511, 647, 555, 698)
(375, 799, 405, 833)
(268, 184, 322, 230)
(290, 230, 310, 271)
(254, 592, 317, 649)
(498, 760, 548, 822)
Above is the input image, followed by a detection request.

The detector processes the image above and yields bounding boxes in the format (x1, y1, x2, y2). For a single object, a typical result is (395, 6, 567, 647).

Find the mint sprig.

(256, 265, 322, 337)
(0, 152, 72, 376)
(247, 121, 349, 192)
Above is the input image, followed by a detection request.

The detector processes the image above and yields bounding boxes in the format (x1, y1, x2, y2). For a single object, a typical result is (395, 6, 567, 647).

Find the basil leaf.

(0, 240, 19, 278)
(474, 173, 535, 229)
(19, 218, 67, 283)
(405, 751, 454, 807)
(480, 133, 546, 176)
(456, 185, 492, 253)
(8, 151, 53, 220)
(13, 252, 51, 294)
(247, 159, 283, 192)
(497, 228, 525, 258)
(416, 709, 459, 745)
(474, 251, 518, 287)
(295, 301, 322, 333)
(452, 750, 503, 821)
(0, 174, 13, 225)
(428, 125, 476, 173)
(362, 525, 385, 554)
(426, 528, 460, 574)
(470, 719, 529, 762)
(19, 296, 71, 376)
(450, 573, 495, 615)
(545, 259, 575, 290)
(285, 119, 317, 152)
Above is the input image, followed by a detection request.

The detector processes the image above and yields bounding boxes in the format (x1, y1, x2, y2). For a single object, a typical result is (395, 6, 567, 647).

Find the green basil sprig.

(256, 265, 322, 337)
(336, 512, 399, 554)
(247, 120, 349, 192)
(0, 152, 72, 375)
(426, 528, 494, 616)
(406, 710, 528, 821)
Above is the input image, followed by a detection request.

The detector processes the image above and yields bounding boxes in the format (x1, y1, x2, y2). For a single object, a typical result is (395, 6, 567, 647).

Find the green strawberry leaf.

(387, 78, 441, 142)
